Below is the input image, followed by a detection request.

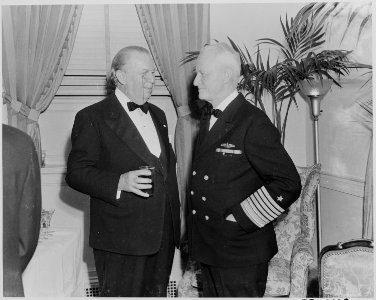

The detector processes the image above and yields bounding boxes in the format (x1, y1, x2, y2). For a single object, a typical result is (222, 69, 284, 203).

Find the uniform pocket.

(213, 152, 247, 183)
(223, 218, 249, 241)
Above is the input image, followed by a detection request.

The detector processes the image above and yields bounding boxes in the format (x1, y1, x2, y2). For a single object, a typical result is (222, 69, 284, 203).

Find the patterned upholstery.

(264, 164, 320, 297)
(177, 164, 320, 297)
(320, 239, 374, 298)
(177, 258, 202, 297)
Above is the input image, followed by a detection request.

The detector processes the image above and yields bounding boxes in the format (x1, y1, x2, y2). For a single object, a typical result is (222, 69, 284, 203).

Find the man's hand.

(118, 169, 152, 197)
(226, 213, 237, 222)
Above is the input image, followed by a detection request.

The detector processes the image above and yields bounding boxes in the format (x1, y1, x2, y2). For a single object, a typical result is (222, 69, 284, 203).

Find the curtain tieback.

(3, 94, 40, 122)
(177, 105, 191, 117)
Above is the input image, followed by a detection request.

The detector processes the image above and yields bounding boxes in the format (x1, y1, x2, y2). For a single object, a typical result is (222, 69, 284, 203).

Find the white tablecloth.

(23, 227, 85, 297)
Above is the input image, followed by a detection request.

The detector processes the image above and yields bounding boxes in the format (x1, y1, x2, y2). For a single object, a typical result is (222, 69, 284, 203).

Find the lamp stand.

(308, 95, 323, 254)
(312, 104, 322, 255)
(299, 76, 332, 296)
(308, 95, 322, 296)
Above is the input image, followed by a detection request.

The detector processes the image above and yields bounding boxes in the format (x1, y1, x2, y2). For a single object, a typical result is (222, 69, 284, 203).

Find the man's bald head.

(194, 42, 241, 106)
(199, 43, 241, 83)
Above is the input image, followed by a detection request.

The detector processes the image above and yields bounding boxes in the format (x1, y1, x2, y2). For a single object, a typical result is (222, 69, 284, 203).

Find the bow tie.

(127, 102, 149, 114)
(203, 103, 222, 118)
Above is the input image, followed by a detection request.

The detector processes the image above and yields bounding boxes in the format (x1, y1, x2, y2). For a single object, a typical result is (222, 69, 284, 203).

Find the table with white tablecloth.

(22, 227, 85, 297)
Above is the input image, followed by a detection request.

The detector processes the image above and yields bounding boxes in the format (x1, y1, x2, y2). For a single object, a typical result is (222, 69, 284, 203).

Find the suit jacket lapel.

(103, 95, 156, 167)
(195, 95, 244, 160)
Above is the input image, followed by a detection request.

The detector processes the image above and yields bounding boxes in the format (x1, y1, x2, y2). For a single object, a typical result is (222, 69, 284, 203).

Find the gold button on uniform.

(202, 196, 206, 201)
(192, 171, 196, 175)
(190, 190, 194, 195)
(205, 215, 209, 220)
(204, 175, 209, 180)
(192, 210, 196, 214)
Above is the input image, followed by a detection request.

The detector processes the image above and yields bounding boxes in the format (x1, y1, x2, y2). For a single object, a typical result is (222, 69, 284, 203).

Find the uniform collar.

(214, 90, 239, 112)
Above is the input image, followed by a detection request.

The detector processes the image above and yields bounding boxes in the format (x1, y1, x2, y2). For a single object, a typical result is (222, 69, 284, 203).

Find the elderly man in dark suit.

(188, 43, 302, 297)
(66, 46, 180, 297)
(3, 124, 41, 297)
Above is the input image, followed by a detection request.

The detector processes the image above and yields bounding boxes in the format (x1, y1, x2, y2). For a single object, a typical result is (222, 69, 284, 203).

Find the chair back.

(265, 164, 320, 297)
(273, 164, 320, 260)
(320, 239, 374, 298)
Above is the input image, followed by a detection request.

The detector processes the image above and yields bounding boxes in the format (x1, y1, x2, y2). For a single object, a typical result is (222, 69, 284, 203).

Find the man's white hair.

(201, 42, 241, 80)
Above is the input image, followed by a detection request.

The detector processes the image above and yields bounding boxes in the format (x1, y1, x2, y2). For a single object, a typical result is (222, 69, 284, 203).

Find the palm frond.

(257, 38, 293, 59)
(357, 14, 371, 45)
(340, 5, 363, 44)
(292, 2, 371, 45)
(358, 98, 373, 116)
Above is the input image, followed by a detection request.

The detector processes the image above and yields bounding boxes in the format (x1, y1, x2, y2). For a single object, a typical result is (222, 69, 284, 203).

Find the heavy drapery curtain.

(2, 5, 83, 164)
(136, 4, 210, 239)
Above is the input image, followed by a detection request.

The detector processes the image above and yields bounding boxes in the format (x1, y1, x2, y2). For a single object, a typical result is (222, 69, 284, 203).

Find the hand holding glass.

(138, 166, 155, 196)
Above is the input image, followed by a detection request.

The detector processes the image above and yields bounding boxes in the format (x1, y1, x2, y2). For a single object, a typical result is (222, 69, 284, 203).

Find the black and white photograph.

(1, 0, 373, 297)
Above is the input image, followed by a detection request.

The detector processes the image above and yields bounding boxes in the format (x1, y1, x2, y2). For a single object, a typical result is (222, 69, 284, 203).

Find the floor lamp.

(298, 76, 333, 258)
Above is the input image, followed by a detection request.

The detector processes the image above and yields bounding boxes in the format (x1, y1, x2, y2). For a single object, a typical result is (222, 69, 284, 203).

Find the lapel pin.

(220, 143, 235, 149)
(216, 148, 242, 155)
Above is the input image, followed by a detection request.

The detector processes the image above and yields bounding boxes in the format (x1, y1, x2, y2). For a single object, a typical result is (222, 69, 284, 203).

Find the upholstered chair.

(177, 164, 321, 298)
(319, 239, 374, 298)
(264, 164, 320, 297)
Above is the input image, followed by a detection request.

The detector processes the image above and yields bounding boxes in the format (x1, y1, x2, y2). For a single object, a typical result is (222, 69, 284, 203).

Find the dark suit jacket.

(2, 124, 41, 297)
(66, 93, 180, 255)
(188, 93, 301, 267)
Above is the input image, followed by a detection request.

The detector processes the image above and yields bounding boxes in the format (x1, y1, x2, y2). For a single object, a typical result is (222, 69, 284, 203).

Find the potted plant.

(182, 2, 371, 144)
(229, 6, 371, 143)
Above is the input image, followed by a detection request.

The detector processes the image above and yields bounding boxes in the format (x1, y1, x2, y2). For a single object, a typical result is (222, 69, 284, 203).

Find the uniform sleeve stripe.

(253, 191, 278, 220)
(260, 186, 284, 213)
(249, 194, 271, 222)
(244, 197, 266, 226)
(240, 198, 265, 227)
(255, 189, 281, 217)
(240, 199, 264, 227)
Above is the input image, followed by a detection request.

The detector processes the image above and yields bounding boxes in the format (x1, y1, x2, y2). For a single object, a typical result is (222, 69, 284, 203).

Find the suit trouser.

(200, 261, 269, 297)
(93, 204, 175, 297)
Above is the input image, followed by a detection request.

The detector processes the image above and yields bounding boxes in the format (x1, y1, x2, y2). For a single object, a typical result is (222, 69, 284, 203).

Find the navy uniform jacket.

(66, 93, 180, 255)
(188, 93, 301, 267)
(3, 124, 41, 296)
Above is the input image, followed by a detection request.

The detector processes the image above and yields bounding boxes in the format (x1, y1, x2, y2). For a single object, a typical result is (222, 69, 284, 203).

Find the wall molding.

(320, 171, 364, 198)
(41, 165, 67, 186)
(41, 165, 365, 198)
(47, 95, 173, 112)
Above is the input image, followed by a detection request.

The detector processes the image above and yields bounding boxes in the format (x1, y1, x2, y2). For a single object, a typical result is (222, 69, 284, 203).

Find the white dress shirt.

(115, 88, 161, 157)
(209, 90, 239, 130)
(115, 88, 161, 198)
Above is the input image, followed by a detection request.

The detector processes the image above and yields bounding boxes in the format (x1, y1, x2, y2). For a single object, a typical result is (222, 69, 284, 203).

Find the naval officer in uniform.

(188, 42, 302, 297)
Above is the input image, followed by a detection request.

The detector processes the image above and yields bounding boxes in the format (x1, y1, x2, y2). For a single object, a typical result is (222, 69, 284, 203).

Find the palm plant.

(229, 12, 355, 144)
(291, 2, 373, 96)
(291, 2, 372, 46)
(181, 2, 371, 144)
